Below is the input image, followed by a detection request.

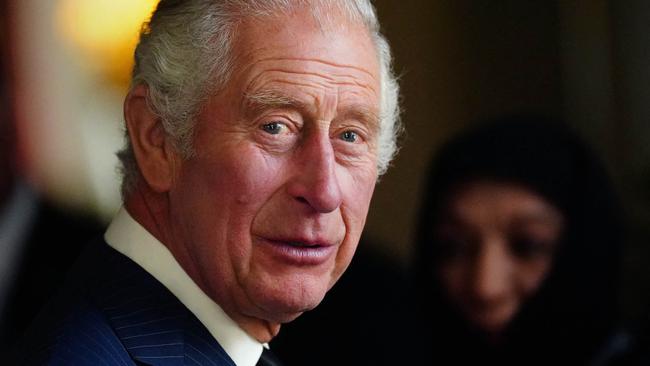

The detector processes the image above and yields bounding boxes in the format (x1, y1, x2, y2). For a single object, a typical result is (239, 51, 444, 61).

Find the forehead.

(227, 9, 381, 102)
(233, 5, 376, 58)
(448, 182, 562, 224)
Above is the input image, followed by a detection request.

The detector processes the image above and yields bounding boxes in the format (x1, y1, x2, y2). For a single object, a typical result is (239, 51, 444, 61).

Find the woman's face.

(433, 181, 564, 336)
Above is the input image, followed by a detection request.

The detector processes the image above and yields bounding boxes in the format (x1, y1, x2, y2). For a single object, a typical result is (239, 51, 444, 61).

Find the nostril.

(296, 196, 308, 204)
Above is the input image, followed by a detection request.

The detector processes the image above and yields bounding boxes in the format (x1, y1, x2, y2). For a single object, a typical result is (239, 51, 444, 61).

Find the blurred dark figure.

(414, 116, 635, 365)
(0, 3, 102, 354)
(272, 242, 421, 365)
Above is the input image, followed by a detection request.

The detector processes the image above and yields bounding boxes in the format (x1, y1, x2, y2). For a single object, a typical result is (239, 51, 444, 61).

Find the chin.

(247, 275, 331, 323)
(470, 313, 514, 338)
(261, 290, 326, 323)
(254, 301, 317, 325)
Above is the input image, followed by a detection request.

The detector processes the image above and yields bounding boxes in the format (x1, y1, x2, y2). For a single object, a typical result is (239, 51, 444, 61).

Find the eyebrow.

(242, 89, 310, 119)
(514, 211, 564, 226)
(242, 89, 380, 132)
(338, 105, 381, 134)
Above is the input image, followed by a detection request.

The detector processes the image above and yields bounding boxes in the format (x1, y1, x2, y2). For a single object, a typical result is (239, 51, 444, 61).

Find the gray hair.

(118, 0, 402, 196)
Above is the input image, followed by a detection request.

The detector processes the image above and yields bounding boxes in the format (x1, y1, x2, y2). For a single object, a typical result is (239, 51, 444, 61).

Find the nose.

(287, 129, 343, 213)
(471, 238, 512, 304)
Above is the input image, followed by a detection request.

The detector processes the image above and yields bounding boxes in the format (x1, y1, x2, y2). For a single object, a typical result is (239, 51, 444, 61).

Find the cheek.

(516, 258, 554, 298)
(438, 263, 467, 299)
(184, 147, 284, 204)
(334, 180, 373, 261)
(339, 167, 377, 224)
(173, 150, 285, 248)
(325, 168, 376, 279)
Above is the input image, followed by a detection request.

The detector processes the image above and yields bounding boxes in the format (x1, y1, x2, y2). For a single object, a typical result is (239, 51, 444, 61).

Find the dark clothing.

(0, 196, 103, 353)
(14, 240, 237, 366)
(273, 245, 423, 366)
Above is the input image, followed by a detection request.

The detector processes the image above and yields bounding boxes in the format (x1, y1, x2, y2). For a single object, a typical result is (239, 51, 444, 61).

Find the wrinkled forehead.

(228, 5, 380, 88)
(229, 1, 377, 58)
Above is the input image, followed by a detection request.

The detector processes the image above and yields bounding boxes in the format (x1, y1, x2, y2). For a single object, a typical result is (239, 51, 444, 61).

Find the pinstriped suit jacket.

(15, 239, 237, 366)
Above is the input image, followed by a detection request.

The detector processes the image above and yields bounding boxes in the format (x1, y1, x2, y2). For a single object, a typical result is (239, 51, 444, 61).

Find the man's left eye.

(261, 122, 285, 135)
(340, 130, 358, 143)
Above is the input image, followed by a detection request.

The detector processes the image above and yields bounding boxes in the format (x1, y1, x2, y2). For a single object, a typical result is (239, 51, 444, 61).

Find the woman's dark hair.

(414, 116, 624, 364)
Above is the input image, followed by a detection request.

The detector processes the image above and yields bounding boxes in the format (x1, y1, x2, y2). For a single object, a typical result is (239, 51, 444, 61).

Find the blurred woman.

(414, 117, 627, 365)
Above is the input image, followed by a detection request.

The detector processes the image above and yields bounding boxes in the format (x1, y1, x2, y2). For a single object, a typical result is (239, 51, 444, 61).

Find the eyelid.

(336, 128, 363, 143)
(257, 114, 301, 133)
(333, 130, 358, 145)
(509, 235, 558, 259)
(261, 121, 286, 134)
(332, 123, 369, 143)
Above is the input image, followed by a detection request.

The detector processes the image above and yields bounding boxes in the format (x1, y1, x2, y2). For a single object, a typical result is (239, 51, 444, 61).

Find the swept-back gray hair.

(118, 0, 401, 196)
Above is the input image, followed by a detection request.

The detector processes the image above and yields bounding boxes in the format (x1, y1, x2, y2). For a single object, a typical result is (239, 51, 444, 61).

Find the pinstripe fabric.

(15, 239, 237, 366)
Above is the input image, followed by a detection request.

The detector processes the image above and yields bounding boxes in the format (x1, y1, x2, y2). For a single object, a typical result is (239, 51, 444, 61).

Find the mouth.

(466, 302, 517, 334)
(256, 237, 338, 266)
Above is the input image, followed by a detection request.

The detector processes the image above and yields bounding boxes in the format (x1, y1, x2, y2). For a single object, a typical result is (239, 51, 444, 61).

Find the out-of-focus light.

(56, 0, 158, 90)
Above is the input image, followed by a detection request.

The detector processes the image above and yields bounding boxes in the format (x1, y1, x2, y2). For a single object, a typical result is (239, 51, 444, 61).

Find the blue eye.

(262, 122, 284, 135)
(340, 130, 358, 143)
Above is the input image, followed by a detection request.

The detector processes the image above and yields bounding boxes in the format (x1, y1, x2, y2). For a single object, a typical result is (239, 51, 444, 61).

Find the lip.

(255, 236, 338, 266)
(466, 303, 516, 333)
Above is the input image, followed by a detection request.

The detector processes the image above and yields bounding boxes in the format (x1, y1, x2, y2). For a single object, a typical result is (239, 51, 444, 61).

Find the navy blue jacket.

(15, 239, 236, 366)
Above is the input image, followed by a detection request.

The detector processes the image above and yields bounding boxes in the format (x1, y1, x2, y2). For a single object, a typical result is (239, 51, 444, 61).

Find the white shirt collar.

(104, 207, 264, 366)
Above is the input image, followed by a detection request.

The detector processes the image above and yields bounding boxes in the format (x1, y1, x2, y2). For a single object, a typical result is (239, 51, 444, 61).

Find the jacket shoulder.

(15, 297, 134, 366)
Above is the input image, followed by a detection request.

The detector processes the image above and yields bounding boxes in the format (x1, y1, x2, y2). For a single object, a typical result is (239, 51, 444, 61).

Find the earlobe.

(124, 84, 177, 193)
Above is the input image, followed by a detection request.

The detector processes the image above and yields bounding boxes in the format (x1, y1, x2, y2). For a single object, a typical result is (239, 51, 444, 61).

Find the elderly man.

(17, 0, 400, 365)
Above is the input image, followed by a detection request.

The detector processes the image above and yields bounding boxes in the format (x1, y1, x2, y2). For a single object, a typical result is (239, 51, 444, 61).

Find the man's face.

(167, 11, 380, 327)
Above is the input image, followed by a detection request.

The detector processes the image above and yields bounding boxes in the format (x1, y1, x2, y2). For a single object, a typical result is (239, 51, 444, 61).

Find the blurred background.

(1, 0, 649, 331)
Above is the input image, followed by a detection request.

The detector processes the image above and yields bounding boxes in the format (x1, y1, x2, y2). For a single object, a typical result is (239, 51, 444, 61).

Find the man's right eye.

(261, 121, 285, 135)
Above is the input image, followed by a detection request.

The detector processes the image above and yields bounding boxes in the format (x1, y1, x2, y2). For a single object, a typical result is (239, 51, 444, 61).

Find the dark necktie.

(256, 347, 284, 366)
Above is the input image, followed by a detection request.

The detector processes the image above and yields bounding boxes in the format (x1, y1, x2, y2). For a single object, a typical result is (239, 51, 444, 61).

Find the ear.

(124, 84, 178, 193)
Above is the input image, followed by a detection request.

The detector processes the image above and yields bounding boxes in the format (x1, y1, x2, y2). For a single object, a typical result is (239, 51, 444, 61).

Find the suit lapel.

(90, 241, 237, 366)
